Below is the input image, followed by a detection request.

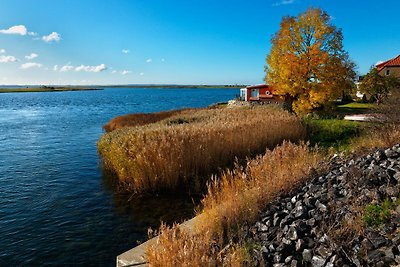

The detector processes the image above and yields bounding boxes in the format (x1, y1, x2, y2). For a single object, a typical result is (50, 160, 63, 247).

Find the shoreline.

(0, 87, 103, 93)
(0, 84, 243, 94)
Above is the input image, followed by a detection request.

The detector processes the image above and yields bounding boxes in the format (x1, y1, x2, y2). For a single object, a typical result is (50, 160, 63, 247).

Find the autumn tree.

(359, 67, 400, 105)
(265, 8, 356, 114)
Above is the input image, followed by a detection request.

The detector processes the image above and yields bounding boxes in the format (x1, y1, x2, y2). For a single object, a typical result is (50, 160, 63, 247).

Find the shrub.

(363, 200, 394, 227)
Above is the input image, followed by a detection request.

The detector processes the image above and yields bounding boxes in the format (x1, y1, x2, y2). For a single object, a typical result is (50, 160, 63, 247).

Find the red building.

(239, 84, 282, 103)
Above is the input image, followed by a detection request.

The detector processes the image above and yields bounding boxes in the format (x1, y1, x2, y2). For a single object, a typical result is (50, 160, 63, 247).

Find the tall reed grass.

(97, 106, 306, 193)
(146, 142, 321, 266)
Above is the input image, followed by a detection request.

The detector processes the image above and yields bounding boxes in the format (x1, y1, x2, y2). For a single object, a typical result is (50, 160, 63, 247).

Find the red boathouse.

(239, 84, 282, 103)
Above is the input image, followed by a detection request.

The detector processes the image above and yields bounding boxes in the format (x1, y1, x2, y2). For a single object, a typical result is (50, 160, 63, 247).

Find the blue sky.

(0, 0, 399, 85)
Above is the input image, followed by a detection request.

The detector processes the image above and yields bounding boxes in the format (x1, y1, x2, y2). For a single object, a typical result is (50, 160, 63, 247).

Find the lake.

(0, 88, 237, 266)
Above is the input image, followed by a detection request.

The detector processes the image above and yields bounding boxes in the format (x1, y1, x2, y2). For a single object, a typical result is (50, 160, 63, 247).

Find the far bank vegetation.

(97, 106, 306, 193)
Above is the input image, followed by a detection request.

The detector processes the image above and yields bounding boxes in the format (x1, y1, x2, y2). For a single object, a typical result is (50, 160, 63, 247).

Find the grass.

(305, 118, 364, 149)
(146, 142, 321, 265)
(103, 108, 197, 132)
(364, 200, 393, 227)
(335, 102, 376, 115)
(98, 106, 306, 194)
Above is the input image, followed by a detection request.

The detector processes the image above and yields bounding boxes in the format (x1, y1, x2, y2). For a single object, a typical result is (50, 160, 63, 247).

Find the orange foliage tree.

(265, 8, 356, 114)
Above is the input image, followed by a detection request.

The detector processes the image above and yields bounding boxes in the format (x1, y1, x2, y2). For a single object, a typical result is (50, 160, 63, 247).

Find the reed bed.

(103, 108, 196, 132)
(146, 142, 321, 266)
(97, 106, 306, 193)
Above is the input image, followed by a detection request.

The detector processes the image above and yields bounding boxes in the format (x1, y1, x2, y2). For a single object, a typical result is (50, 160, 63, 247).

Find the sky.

(0, 0, 399, 85)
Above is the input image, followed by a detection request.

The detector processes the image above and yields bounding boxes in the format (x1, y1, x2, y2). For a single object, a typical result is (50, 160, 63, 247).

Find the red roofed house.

(376, 55, 400, 78)
(239, 84, 282, 103)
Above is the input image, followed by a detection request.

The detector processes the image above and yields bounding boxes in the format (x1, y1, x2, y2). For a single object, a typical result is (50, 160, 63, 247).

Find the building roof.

(246, 84, 270, 89)
(376, 55, 400, 71)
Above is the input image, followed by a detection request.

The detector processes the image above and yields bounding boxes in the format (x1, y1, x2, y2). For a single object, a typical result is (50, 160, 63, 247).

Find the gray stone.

(287, 227, 298, 241)
(295, 239, 305, 251)
(311, 255, 325, 267)
(302, 249, 312, 262)
(315, 245, 332, 258)
(385, 148, 399, 158)
(290, 259, 298, 267)
(284, 256, 292, 263)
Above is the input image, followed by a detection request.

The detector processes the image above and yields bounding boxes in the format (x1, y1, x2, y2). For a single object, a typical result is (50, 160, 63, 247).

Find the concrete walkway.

(116, 215, 202, 267)
(343, 113, 384, 122)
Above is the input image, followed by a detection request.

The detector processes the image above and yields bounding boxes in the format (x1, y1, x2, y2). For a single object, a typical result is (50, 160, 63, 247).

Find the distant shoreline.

(0, 84, 243, 93)
(0, 86, 103, 93)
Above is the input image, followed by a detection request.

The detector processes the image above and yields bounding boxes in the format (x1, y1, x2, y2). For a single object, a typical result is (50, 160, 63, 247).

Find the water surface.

(0, 88, 236, 266)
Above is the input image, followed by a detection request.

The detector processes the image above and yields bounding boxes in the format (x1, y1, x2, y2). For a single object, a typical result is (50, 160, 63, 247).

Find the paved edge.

(116, 215, 202, 267)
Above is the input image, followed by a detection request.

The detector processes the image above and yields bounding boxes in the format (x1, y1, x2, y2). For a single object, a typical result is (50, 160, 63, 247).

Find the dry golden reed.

(146, 142, 321, 266)
(97, 106, 306, 193)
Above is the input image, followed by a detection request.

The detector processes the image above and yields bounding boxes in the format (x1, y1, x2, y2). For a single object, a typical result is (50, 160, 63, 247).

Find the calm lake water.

(0, 88, 237, 266)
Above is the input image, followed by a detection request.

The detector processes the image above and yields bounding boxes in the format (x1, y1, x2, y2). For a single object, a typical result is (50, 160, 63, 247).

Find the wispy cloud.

(20, 62, 42, 69)
(121, 70, 132, 75)
(0, 49, 5, 54)
(146, 58, 152, 63)
(272, 0, 295, 6)
(0, 55, 18, 63)
(112, 70, 118, 74)
(25, 53, 38, 60)
(42, 32, 61, 43)
(122, 49, 130, 54)
(140, 72, 144, 76)
(60, 63, 74, 72)
(161, 58, 165, 62)
(53, 65, 58, 71)
(75, 63, 107, 72)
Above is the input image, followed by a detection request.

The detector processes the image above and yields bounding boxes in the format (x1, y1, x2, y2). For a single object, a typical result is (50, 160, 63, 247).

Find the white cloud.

(28, 32, 37, 36)
(0, 55, 17, 63)
(75, 63, 107, 73)
(53, 65, 58, 71)
(60, 63, 74, 72)
(0, 25, 28, 35)
(0, 49, 5, 53)
(25, 53, 38, 60)
(376, 61, 384, 66)
(42, 32, 61, 43)
(112, 70, 117, 74)
(121, 70, 132, 75)
(122, 49, 130, 54)
(272, 0, 294, 6)
(140, 72, 144, 76)
(146, 58, 152, 63)
(20, 62, 42, 69)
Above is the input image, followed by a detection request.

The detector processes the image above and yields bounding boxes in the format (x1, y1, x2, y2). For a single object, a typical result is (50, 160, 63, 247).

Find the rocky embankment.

(251, 144, 400, 266)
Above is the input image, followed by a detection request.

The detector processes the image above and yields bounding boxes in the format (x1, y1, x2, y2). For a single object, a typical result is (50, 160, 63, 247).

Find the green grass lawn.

(305, 118, 364, 149)
(336, 102, 376, 115)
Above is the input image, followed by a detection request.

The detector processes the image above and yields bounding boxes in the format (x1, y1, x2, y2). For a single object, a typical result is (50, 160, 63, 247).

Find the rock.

(290, 259, 298, 267)
(295, 239, 305, 251)
(284, 256, 292, 263)
(302, 249, 312, 262)
(311, 255, 325, 267)
(315, 245, 332, 258)
(273, 253, 281, 263)
(287, 227, 298, 241)
(368, 249, 385, 262)
(385, 148, 399, 158)
(361, 238, 374, 250)
(306, 218, 316, 227)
